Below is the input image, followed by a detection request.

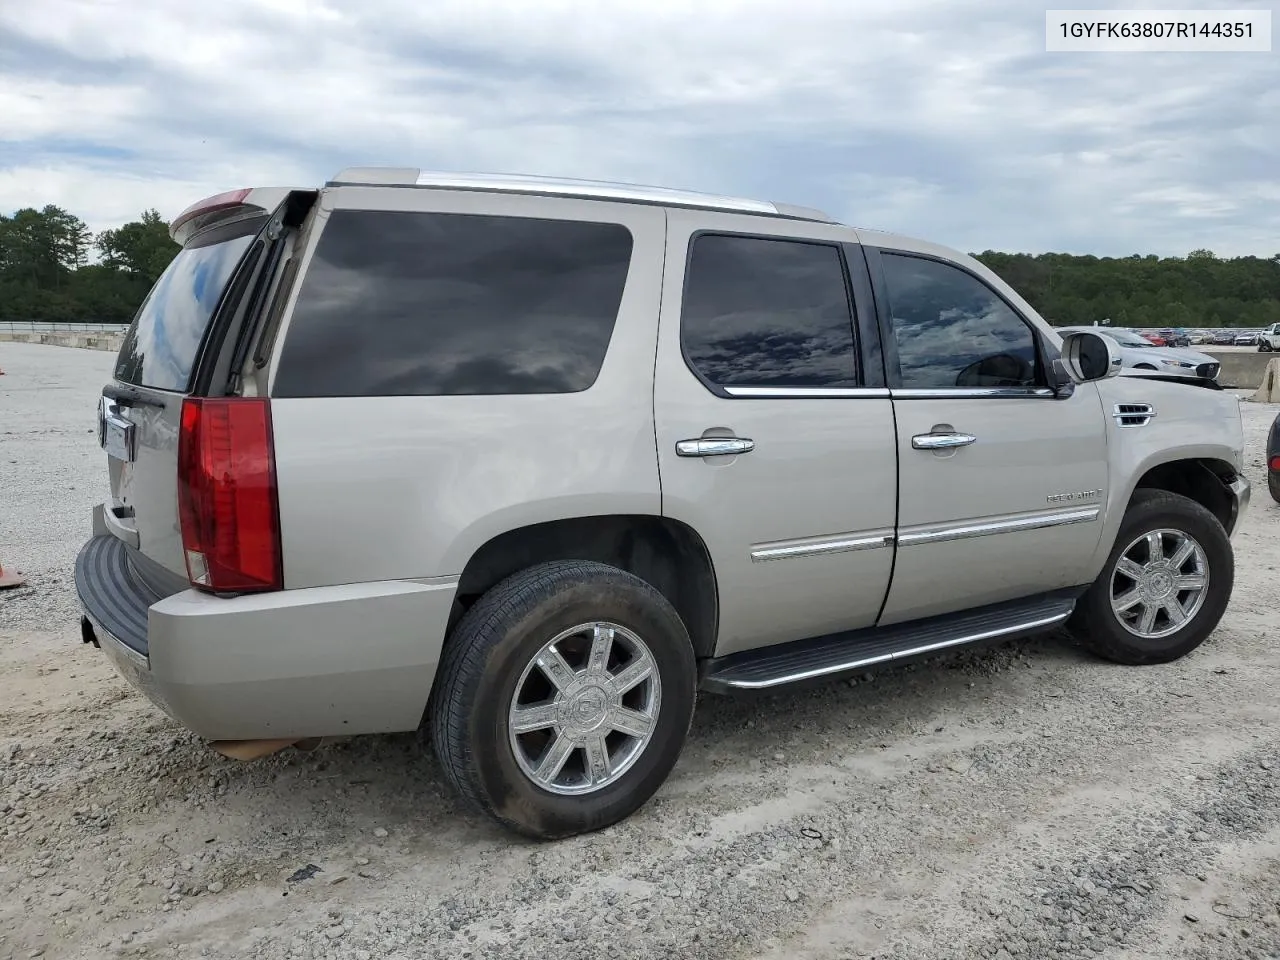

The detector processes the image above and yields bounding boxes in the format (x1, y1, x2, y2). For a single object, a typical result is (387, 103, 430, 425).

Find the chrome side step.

(699, 589, 1081, 693)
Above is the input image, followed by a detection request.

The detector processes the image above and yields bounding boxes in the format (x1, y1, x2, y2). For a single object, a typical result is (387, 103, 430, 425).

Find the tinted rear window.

(114, 220, 259, 391)
(681, 234, 858, 388)
(272, 210, 634, 398)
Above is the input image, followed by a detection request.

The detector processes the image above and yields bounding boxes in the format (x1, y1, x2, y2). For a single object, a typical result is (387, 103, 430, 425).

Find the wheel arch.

(1130, 456, 1238, 532)
(449, 515, 719, 660)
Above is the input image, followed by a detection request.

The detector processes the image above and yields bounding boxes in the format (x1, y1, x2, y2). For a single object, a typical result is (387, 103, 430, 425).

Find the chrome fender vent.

(1113, 402, 1155, 427)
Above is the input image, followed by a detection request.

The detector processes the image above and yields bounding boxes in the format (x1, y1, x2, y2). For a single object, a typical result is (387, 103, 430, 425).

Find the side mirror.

(1059, 331, 1122, 383)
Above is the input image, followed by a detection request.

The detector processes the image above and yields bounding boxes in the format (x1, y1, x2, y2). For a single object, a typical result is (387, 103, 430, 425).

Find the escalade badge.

(1047, 489, 1101, 504)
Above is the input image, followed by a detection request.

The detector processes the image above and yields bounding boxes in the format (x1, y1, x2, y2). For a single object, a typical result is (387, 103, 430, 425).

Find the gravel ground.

(2, 339, 1280, 960)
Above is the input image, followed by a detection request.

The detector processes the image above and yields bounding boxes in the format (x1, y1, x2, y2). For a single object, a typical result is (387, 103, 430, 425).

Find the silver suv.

(77, 169, 1250, 839)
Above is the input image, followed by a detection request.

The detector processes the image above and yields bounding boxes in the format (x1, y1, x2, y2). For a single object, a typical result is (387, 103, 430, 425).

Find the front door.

(867, 247, 1110, 625)
(654, 212, 898, 658)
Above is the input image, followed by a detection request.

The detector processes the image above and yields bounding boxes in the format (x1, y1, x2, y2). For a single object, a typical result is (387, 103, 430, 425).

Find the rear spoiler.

(170, 186, 300, 246)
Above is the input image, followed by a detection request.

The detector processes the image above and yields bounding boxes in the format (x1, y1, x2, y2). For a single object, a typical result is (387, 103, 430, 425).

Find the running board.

(699, 589, 1081, 693)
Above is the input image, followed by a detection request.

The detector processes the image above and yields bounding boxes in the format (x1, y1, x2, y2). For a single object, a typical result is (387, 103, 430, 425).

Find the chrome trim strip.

(720, 610, 1073, 689)
(892, 387, 1056, 400)
(724, 386, 892, 398)
(897, 507, 1100, 547)
(411, 171, 782, 215)
(751, 531, 895, 563)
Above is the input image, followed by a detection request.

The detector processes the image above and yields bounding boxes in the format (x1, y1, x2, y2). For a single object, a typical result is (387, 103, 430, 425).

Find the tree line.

(974, 249, 1280, 329)
(3, 204, 1278, 329)
(0, 205, 179, 323)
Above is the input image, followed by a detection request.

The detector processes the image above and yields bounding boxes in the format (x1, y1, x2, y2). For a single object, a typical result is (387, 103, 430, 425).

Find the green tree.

(97, 209, 179, 283)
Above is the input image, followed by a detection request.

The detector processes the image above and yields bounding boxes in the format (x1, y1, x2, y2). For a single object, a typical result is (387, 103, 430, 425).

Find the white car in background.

(1056, 327, 1220, 382)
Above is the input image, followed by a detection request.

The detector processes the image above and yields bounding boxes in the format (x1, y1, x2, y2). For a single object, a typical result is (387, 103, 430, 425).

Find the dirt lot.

(2, 340, 1280, 960)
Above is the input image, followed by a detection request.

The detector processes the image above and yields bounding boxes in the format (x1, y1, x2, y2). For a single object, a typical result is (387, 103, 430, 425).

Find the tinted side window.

(682, 234, 858, 388)
(881, 253, 1041, 390)
(272, 210, 633, 397)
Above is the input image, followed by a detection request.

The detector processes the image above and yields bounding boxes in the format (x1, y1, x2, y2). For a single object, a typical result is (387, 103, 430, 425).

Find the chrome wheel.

(508, 621, 662, 796)
(1110, 528, 1209, 640)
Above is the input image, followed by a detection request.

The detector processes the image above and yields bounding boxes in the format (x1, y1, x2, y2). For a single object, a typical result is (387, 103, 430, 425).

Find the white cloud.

(1, 0, 1276, 255)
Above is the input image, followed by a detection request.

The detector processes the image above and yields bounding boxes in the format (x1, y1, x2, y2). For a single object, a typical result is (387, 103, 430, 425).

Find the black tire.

(426, 560, 697, 840)
(1069, 490, 1233, 665)
(1267, 473, 1280, 505)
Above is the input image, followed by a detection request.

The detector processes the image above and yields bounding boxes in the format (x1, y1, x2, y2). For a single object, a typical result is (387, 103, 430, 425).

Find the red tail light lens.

(177, 397, 282, 593)
(1270, 455, 1280, 473)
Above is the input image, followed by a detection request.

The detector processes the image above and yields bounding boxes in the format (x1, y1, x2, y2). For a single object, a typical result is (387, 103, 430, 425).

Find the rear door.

(99, 210, 270, 580)
(654, 213, 898, 658)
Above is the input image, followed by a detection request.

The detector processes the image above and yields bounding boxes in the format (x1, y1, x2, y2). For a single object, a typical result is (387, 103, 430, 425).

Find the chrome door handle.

(912, 432, 977, 450)
(676, 437, 755, 458)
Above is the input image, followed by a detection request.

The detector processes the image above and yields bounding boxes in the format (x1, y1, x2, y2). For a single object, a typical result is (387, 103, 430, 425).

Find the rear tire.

(426, 560, 697, 840)
(1069, 490, 1233, 665)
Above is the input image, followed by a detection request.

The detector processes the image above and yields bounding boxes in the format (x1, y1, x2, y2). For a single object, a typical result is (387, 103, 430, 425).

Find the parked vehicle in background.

(1159, 328, 1191, 348)
(1235, 331, 1259, 346)
(1268, 413, 1280, 504)
(1256, 323, 1280, 352)
(1141, 331, 1166, 346)
(75, 168, 1250, 839)
(1212, 330, 1237, 345)
(1056, 326, 1220, 382)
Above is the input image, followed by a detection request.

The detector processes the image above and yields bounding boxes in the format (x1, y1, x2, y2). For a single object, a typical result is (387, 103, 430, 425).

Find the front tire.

(427, 561, 697, 840)
(1070, 491, 1233, 665)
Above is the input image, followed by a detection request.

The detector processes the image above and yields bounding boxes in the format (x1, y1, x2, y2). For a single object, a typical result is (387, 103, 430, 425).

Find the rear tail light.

(1270, 456, 1280, 473)
(177, 397, 282, 593)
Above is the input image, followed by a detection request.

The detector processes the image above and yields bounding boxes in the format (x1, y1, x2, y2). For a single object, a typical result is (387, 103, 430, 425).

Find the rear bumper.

(75, 534, 458, 740)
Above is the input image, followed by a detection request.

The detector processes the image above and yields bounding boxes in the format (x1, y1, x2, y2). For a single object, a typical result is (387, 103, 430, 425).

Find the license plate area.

(100, 396, 136, 463)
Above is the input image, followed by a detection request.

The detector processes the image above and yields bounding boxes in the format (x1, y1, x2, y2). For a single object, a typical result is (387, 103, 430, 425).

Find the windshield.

(1106, 330, 1154, 348)
(114, 220, 261, 391)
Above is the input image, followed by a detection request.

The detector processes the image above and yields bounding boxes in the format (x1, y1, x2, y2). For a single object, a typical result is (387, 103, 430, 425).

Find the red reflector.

(1270, 456, 1280, 472)
(177, 397, 282, 593)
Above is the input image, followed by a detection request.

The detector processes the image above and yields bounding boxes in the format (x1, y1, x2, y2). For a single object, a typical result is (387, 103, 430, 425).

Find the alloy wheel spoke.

(610, 706, 654, 739)
(1176, 574, 1207, 592)
(1113, 588, 1144, 613)
(511, 702, 559, 734)
(533, 733, 576, 784)
(587, 623, 615, 678)
(1117, 557, 1146, 580)
(1169, 539, 1195, 569)
(1145, 532, 1164, 562)
(583, 734, 612, 785)
(1163, 600, 1187, 627)
(611, 654, 654, 695)
(537, 645, 579, 693)
(1137, 602, 1159, 635)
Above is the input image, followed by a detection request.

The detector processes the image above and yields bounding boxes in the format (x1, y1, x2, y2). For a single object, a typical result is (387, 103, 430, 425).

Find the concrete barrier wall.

(0, 332, 124, 352)
(1203, 350, 1272, 390)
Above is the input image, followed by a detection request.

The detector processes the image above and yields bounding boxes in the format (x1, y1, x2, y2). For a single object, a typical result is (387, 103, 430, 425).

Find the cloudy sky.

(2, 0, 1276, 257)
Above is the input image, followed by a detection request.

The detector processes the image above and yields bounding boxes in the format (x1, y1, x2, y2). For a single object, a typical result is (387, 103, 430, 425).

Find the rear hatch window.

(114, 220, 260, 392)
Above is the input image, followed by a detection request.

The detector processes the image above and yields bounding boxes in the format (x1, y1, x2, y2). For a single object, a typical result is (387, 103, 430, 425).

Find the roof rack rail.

(326, 167, 838, 223)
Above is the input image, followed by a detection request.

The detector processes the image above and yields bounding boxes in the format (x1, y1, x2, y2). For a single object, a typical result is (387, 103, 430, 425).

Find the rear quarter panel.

(267, 188, 667, 588)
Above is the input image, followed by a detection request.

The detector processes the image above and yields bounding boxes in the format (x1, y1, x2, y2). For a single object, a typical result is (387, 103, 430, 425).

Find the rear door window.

(680, 234, 858, 389)
(271, 210, 634, 397)
(114, 219, 261, 392)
